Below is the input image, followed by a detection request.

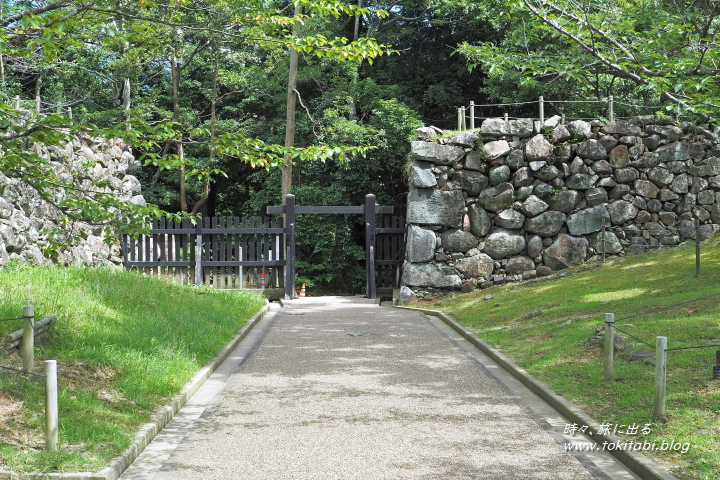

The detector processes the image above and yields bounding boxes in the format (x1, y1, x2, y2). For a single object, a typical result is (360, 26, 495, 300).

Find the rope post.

(503, 113, 508, 123)
(561, 113, 566, 126)
(539, 96, 545, 126)
(457, 107, 463, 131)
(469, 101, 475, 130)
(21, 305, 35, 373)
(655, 336, 667, 418)
(14, 95, 20, 109)
(45, 360, 58, 452)
(601, 225, 606, 263)
(608, 95, 614, 123)
(695, 218, 701, 279)
(67, 107, 72, 119)
(604, 313, 615, 381)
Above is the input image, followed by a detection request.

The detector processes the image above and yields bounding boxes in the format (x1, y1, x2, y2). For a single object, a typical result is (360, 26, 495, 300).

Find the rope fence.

(602, 292, 720, 418)
(457, 96, 686, 131)
(0, 305, 59, 451)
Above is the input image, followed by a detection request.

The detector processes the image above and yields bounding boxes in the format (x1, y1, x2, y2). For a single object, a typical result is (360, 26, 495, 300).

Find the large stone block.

(402, 261, 461, 288)
(525, 135, 554, 161)
(494, 209, 526, 229)
(566, 205, 611, 235)
(577, 140, 608, 160)
(407, 188, 465, 227)
(484, 140, 512, 160)
(606, 200, 638, 224)
(409, 160, 437, 188)
(468, 204, 492, 237)
(441, 229, 479, 253)
(406, 225, 436, 262)
(524, 211, 566, 237)
(483, 228, 526, 259)
(478, 183, 515, 212)
(455, 253, 495, 278)
(410, 141, 465, 165)
(543, 234, 589, 270)
(452, 170, 489, 196)
(480, 118, 511, 135)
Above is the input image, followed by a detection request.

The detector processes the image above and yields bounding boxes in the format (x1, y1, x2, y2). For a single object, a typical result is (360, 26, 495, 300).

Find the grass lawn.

(430, 242, 720, 480)
(0, 265, 265, 474)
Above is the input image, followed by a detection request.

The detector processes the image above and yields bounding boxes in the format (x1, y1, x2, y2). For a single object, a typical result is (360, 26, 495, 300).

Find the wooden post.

(608, 95, 614, 123)
(503, 113, 508, 122)
(194, 214, 203, 286)
(469, 101, 475, 130)
(655, 336, 667, 418)
(561, 113, 566, 126)
(695, 218, 701, 279)
(45, 360, 58, 452)
(67, 107, 72, 119)
(539, 96, 544, 126)
(14, 95, 19, 109)
(365, 194, 377, 299)
(604, 313, 615, 381)
(21, 305, 34, 373)
(457, 107, 463, 131)
(284, 194, 296, 300)
(601, 225, 606, 263)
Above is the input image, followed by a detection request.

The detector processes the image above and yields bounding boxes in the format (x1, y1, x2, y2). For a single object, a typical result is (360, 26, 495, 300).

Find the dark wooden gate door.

(267, 194, 405, 300)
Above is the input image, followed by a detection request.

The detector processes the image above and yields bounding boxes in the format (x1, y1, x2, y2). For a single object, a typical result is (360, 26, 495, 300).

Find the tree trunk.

(349, 0, 363, 121)
(282, 4, 302, 199)
(171, 50, 188, 212)
(191, 43, 219, 216)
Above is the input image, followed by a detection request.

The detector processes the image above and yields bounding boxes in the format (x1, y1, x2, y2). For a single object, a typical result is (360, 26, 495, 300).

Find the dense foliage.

(3, 0, 719, 290)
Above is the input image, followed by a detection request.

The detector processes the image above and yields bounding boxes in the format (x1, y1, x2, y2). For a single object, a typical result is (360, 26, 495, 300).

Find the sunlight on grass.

(583, 288, 647, 302)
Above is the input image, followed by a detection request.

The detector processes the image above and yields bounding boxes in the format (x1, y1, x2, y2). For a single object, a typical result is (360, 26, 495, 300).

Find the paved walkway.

(120, 297, 640, 479)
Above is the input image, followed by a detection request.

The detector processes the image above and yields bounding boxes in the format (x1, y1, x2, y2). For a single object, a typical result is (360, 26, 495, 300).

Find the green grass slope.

(0, 265, 265, 473)
(438, 243, 720, 479)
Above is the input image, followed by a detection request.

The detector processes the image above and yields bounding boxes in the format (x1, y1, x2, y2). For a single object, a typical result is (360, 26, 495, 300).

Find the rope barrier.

(616, 292, 720, 322)
(611, 324, 656, 349)
(667, 344, 719, 352)
(0, 317, 25, 322)
(0, 365, 46, 377)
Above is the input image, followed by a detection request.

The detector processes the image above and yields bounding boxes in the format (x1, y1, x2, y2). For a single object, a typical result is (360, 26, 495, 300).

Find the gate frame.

(267, 194, 395, 300)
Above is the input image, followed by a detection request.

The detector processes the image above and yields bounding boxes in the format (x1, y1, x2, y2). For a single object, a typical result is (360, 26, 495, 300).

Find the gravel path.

(154, 297, 595, 479)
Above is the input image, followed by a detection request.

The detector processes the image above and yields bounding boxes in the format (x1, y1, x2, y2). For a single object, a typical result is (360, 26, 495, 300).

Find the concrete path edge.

(0, 303, 272, 480)
(399, 306, 679, 480)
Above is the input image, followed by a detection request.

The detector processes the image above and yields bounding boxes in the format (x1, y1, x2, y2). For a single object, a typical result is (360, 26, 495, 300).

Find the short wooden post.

(608, 95, 614, 123)
(67, 107, 72, 119)
(695, 218, 701, 279)
(604, 313, 615, 381)
(14, 95, 20, 109)
(194, 214, 203, 286)
(21, 305, 34, 373)
(539, 96, 544, 126)
(503, 112, 508, 122)
(45, 360, 58, 451)
(655, 336, 667, 418)
(561, 113, 566, 126)
(457, 107, 463, 131)
(469, 101, 475, 130)
(601, 225, 606, 263)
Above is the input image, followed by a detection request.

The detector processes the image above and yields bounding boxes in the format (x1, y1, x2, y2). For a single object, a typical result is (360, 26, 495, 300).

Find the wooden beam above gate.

(266, 205, 394, 215)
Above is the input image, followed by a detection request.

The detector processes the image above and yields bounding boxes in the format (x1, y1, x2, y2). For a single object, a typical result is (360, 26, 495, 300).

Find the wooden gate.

(267, 194, 405, 299)
(120, 216, 285, 298)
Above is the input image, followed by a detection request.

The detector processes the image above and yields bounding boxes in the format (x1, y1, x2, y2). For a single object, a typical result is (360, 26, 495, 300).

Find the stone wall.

(0, 136, 145, 266)
(403, 116, 720, 293)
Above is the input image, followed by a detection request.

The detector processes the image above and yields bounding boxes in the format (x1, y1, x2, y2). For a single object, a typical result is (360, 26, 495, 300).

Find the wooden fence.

(120, 216, 285, 297)
(375, 215, 406, 292)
